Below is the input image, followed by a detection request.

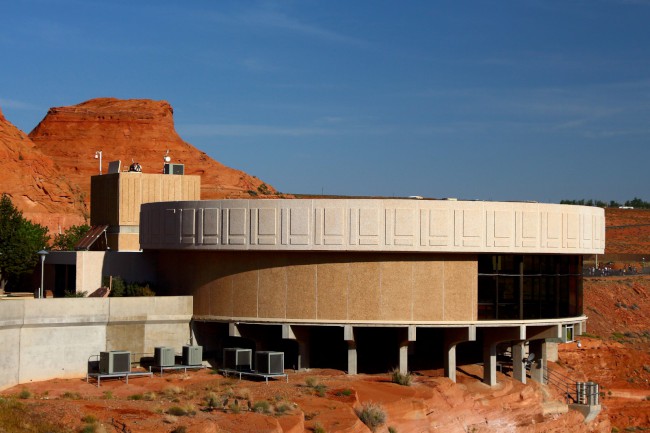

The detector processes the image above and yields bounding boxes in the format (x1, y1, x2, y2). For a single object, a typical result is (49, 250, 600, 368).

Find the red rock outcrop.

(0, 106, 87, 231)
(28, 98, 281, 215)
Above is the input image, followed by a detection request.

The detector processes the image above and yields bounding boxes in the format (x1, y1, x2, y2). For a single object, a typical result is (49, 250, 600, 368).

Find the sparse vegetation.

(390, 368, 412, 386)
(252, 400, 271, 413)
(0, 397, 70, 433)
(17, 389, 31, 399)
(388, 427, 398, 433)
(61, 391, 82, 400)
(170, 427, 187, 433)
(356, 402, 386, 432)
(313, 422, 326, 433)
(335, 388, 353, 397)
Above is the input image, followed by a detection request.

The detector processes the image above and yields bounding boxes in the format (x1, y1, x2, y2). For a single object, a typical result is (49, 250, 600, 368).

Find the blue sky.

(1, 0, 649, 203)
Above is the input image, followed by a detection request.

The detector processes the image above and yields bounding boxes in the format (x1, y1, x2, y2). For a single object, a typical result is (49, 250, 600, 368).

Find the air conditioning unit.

(163, 163, 184, 175)
(182, 345, 203, 366)
(223, 347, 252, 371)
(154, 347, 175, 367)
(99, 351, 131, 374)
(255, 351, 284, 374)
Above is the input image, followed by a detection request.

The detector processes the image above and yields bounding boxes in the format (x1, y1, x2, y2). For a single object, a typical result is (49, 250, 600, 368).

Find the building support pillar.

(282, 324, 310, 370)
(526, 325, 560, 385)
(444, 326, 476, 383)
(398, 326, 417, 374)
(344, 325, 357, 375)
(511, 341, 526, 384)
(529, 339, 547, 384)
(482, 326, 526, 387)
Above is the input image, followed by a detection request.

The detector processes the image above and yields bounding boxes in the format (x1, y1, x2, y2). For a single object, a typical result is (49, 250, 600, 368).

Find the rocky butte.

(0, 106, 87, 231)
(0, 97, 281, 233)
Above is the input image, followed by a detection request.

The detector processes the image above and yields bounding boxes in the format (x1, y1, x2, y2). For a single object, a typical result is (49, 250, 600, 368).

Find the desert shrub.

(314, 384, 327, 397)
(275, 403, 291, 414)
(235, 387, 251, 400)
(0, 397, 71, 433)
(229, 401, 241, 414)
(142, 392, 156, 401)
(78, 425, 96, 433)
(390, 368, 412, 386)
(205, 392, 220, 408)
(388, 427, 398, 433)
(165, 405, 195, 417)
(127, 394, 143, 401)
(163, 386, 183, 398)
(102, 391, 113, 400)
(313, 422, 326, 433)
(335, 388, 353, 397)
(252, 400, 271, 414)
(305, 377, 319, 388)
(170, 427, 187, 433)
(17, 389, 31, 399)
(62, 391, 82, 400)
(356, 402, 386, 432)
(81, 415, 97, 424)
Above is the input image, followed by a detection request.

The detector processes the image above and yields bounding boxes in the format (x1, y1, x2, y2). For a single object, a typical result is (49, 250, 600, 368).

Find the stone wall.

(0, 296, 192, 391)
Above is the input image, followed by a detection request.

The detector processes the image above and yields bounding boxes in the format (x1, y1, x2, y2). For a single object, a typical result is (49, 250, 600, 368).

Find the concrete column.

(347, 341, 358, 375)
(511, 341, 526, 384)
(482, 326, 525, 386)
(482, 340, 497, 386)
(529, 339, 547, 384)
(444, 326, 476, 383)
(398, 326, 416, 374)
(344, 325, 357, 375)
(282, 325, 310, 370)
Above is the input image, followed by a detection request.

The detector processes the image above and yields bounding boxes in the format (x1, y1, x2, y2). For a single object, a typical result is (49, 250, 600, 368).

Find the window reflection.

(478, 255, 582, 320)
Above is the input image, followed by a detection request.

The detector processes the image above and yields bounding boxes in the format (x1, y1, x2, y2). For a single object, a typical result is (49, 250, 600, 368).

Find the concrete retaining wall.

(0, 296, 192, 391)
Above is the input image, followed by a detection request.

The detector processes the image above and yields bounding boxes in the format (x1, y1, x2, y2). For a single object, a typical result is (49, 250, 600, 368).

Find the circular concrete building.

(140, 198, 604, 384)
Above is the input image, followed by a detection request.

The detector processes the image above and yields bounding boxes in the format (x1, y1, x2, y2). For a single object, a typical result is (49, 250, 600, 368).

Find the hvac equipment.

(99, 351, 131, 374)
(154, 347, 175, 367)
(255, 351, 284, 374)
(182, 345, 203, 366)
(163, 163, 184, 175)
(223, 347, 252, 371)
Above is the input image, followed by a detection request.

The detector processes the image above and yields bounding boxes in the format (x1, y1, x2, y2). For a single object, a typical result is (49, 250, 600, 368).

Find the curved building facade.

(140, 198, 604, 384)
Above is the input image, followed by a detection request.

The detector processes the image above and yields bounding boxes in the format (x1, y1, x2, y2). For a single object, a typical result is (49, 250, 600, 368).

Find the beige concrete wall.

(46, 251, 158, 294)
(91, 173, 201, 227)
(140, 199, 605, 254)
(0, 296, 192, 391)
(159, 251, 477, 323)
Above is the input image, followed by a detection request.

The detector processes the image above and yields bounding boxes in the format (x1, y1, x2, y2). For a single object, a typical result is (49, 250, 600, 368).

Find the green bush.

(17, 389, 30, 399)
(80, 415, 97, 423)
(356, 402, 386, 432)
(167, 406, 187, 416)
(313, 422, 326, 433)
(105, 276, 155, 297)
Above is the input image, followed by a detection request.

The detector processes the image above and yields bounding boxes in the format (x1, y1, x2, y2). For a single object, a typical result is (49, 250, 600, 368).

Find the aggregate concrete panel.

(379, 261, 412, 321)
(258, 264, 287, 319)
(316, 262, 348, 320)
(443, 259, 477, 321)
(285, 261, 317, 320)
(232, 270, 258, 318)
(348, 260, 381, 321)
(412, 260, 444, 321)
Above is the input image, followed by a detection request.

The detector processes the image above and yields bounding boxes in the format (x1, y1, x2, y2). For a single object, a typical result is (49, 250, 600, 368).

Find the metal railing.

(544, 365, 599, 405)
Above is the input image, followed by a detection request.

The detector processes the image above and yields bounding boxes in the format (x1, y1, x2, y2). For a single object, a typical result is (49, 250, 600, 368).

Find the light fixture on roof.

(163, 149, 171, 163)
(94, 150, 103, 175)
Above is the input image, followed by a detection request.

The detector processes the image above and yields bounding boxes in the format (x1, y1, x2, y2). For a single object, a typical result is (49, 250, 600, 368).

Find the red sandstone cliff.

(28, 98, 280, 215)
(0, 106, 87, 231)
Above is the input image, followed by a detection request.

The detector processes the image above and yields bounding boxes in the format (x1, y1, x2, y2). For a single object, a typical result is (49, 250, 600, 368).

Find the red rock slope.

(605, 208, 650, 255)
(28, 98, 280, 211)
(0, 106, 87, 230)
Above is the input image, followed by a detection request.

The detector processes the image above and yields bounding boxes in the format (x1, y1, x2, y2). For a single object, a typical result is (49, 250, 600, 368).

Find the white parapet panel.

(140, 199, 605, 254)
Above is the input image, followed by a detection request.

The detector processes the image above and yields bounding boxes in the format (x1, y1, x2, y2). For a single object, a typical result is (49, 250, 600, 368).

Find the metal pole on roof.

(38, 250, 49, 299)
